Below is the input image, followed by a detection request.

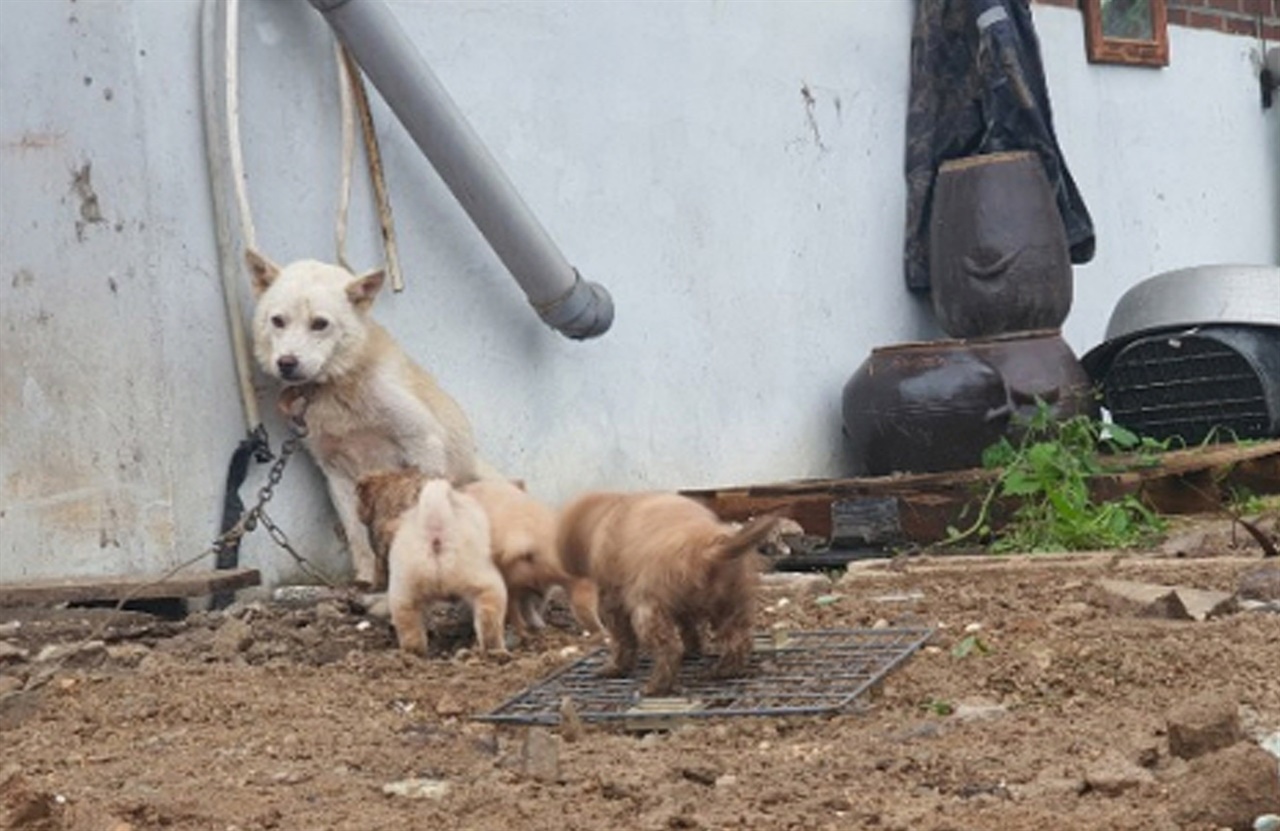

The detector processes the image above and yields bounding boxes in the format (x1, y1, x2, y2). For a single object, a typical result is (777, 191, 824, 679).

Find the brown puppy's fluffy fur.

(372, 475, 507, 657)
(462, 479, 604, 638)
(556, 491, 781, 695)
(355, 468, 426, 591)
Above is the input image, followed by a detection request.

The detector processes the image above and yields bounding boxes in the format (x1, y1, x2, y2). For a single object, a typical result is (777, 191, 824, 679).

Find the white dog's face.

(247, 251, 385, 385)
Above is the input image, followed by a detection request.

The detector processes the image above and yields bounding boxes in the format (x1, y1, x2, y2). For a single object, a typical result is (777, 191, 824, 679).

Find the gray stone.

(34, 640, 106, 668)
(952, 697, 1008, 723)
(211, 617, 254, 659)
(558, 696, 584, 743)
(0, 641, 29, 664)
(758, 572, 832, 599)
(0, 690, 44, 731)
(521, 727, 561, 783)
(1238, 565, 1280, 602)
(1255, 814, 1280, 831)
(1096, 578, 1236, 622)
(1168, 691, 1244, 760)
(1173, 743, 1280, 830)
(1083, 751, 1155, 797)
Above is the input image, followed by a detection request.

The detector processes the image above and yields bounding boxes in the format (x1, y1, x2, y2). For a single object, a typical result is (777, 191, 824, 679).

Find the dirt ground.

(3, 515, 1279, 831)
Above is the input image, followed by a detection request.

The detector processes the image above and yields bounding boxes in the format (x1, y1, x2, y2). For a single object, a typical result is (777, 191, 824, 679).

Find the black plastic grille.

(476, 627, 933, 726)
(1104, 334, 1270, 445)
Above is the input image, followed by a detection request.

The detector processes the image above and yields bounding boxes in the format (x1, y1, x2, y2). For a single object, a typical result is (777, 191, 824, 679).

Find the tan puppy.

(382, 477, 507, 657)
(557, 492, 781, 696)
(248, 251, 488, 589)
(462, 479, 603, 638)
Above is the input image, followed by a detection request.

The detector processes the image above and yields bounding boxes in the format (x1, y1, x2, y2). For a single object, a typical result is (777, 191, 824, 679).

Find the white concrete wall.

(2, 0, 1276, 585)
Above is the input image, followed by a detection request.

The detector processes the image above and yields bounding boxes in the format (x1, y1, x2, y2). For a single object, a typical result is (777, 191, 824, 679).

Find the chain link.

(212, 395, 338, 587)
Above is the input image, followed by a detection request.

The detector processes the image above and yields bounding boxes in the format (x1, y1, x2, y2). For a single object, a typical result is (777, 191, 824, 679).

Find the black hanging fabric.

(903, 0, 1095, 292)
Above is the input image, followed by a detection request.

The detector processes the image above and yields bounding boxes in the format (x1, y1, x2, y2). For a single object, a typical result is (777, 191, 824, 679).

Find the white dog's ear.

(245, 249, 281, 296)
(346, 268, 386, 310)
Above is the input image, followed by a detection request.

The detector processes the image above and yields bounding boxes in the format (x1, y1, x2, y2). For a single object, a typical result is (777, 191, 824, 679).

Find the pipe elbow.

(533, 270, 614, 340)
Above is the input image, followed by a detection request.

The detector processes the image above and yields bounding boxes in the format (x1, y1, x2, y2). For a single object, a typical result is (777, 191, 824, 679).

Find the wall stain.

(800, 83, 828, 152)
(71, 161, 104, 241)
(11, 269, 34, 289)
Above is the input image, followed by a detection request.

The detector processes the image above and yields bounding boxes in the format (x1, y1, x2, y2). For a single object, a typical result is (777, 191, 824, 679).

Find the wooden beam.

(682, 440, 1280, 546)
(0, 568, 261, 608)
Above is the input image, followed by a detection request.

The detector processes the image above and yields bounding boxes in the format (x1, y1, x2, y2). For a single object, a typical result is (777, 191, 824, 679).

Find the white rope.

(225, 0, 256, 253)
(201, 0, 259, 430)
(334, 37, 356, 271)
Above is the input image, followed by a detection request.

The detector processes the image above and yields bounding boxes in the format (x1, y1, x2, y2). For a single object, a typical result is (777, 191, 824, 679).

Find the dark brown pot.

(842, 330, 1097, 476)
(929, 151, 1073, 338)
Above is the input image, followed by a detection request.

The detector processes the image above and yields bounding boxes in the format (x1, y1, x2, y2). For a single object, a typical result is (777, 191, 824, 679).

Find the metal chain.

(213, 395, 338, 587)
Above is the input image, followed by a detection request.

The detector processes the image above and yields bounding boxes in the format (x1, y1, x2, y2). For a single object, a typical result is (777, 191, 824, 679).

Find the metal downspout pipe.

(307, 0, 613, 340)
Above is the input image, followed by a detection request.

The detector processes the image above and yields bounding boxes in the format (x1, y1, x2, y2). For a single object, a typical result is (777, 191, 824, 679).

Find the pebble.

(434, 693, 466, 717)
(521, 727, 561, 783)
(381, 778, 451, 800)
(211, 618, 254, 659)
(0, 641, 29, 664)
(1256, 815, 1280, 831)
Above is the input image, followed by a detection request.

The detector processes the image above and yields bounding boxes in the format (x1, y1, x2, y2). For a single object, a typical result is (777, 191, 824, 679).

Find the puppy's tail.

(713, 515, 784, 562)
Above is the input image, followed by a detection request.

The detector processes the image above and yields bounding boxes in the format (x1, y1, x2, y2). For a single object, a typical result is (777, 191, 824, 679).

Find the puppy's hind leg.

(632, 603, 683, 697)
(708, 609, 754, 680)
(676, 613, 704, 659)
(471, 580, 510, 658)
(598, 596, 638, 679)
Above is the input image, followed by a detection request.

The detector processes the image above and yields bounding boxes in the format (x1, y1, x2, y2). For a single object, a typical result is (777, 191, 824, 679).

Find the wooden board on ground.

(682, 439, 1280, 546)
(0, 567, 261, 608)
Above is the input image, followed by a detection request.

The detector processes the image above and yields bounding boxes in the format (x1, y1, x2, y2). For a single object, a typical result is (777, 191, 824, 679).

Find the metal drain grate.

(476, 627, 933, 727)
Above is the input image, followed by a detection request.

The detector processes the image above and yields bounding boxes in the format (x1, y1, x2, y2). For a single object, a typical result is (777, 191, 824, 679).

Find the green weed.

(946, 403, 1167, 553)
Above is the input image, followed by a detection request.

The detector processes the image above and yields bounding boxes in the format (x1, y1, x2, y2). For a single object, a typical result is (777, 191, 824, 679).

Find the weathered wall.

(1, 0, 1276, 585)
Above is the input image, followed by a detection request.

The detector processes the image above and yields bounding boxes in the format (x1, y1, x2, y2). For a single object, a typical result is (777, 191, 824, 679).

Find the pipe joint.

(532, 270, 614, 341)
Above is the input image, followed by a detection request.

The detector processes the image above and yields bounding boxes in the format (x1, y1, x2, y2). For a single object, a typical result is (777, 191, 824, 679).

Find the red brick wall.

(1033, 0, 1280, 42)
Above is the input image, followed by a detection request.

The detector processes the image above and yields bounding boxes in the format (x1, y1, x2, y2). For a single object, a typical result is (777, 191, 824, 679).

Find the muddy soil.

(3, 520, 1279, 831)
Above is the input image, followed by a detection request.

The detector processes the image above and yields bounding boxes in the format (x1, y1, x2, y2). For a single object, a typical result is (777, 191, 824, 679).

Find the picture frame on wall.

(1082, 0, 1170, 67)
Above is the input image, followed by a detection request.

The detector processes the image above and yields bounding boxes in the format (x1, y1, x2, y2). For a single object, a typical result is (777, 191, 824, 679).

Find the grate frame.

(476, 627, 933, 726)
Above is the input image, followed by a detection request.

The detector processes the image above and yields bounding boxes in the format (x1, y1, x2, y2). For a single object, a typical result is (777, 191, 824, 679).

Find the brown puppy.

(355, 468, 426, 591)
(361, 473, 507, 657)
(462, 478, 603, 638)
(556, 491, 781, 696)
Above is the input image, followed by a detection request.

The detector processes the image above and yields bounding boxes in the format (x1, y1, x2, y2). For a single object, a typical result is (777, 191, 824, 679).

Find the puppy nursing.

(379, 476, 508, 658)
(557, 492, 781, 696)
(247, 251, 483, 589)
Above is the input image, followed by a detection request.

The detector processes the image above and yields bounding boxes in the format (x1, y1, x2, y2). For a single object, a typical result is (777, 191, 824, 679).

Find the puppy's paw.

(641, 678, 678, 697)
(598, 661, 630, 679)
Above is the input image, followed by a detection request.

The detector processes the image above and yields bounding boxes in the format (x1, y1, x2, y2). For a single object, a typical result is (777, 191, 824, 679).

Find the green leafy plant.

(946, 403, 1167, 553)
(950, 634, 989, 659)
(921, 698, 954, 716)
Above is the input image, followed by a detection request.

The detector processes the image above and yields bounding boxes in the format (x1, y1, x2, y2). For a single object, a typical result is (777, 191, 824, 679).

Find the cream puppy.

(556, 491, 781, 696)
(385, 477, 507, 657)
(248, 251, 486, 588)
(462, 478, 603, 638)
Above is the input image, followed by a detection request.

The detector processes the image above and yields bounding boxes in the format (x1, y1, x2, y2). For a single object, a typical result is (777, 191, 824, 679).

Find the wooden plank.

(0, 568, 261, 608)
(682, 440, 1280, 546)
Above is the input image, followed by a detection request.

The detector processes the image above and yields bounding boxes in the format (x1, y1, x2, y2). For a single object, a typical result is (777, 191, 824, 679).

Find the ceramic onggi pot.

(841, 330, 1097, 476)
(929, 151, 1073, 338)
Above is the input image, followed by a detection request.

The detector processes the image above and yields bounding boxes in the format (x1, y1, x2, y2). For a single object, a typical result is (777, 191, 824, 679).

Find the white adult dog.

(247, 250, 484, 588)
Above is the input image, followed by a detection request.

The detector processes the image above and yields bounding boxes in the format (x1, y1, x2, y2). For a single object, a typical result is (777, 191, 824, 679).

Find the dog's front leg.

(326, 473, 379, 588)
